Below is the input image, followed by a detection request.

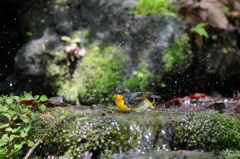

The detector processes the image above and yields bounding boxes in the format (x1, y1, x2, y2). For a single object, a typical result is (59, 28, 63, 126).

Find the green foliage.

(0, 92, 46, 158)
(172, 111, 240, 151)
(132, 0, 179, 17)
(39, 95, 48, 102)
(26, 32, 32, 36)
(211, 34, 217, 40)
(124, 61, 154, 92)
(190, 23, 209, 38)
(162, 31, 192, 72)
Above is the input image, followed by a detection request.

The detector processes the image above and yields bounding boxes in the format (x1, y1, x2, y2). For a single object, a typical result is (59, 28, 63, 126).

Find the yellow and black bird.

(114, 85, 157, 112)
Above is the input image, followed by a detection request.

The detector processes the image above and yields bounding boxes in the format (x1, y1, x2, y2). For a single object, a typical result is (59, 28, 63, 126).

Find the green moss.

(172, 111, 240, 151)
(132, 0, 179, 17)
(124, 61, 154, 92)
(45, 29, 129, 104)
(57, 44, 129, 104)
(221, 149, 240, 158)
(162, 31, 192, 72)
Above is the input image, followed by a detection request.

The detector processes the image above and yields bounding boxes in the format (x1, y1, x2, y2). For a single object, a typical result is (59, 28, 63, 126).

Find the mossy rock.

(28, 109, 240, 158)
(29, 108, 164, 158)
(171, 111, 240, 151)
(220, 149, 240, 158)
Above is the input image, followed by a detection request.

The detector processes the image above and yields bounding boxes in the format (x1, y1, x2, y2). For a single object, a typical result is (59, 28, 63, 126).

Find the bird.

(114, 85, 157, 112)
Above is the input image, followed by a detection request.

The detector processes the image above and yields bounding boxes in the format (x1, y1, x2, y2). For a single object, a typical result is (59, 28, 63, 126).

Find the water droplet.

(83, 82, 86, 86)
(67, 61, 70, 66)
(10, 83, 12, 87)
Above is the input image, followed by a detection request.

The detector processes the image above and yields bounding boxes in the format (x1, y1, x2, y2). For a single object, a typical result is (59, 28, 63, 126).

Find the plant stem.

(23, 139, 43, 159)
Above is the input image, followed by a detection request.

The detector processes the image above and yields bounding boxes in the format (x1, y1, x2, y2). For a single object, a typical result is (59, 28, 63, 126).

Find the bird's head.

(115, 85, 130, 94)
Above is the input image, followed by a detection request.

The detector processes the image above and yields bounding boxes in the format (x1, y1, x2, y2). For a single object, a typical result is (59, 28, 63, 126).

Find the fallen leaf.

(204, 120, 210, 123)
(172, 0, 234, 30)
(40, 112, 51, 120)
(49, 96, 67, 107)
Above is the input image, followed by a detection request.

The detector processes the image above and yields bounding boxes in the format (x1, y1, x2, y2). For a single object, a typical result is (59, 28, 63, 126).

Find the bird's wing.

(132, 92, 153, 100)
(129, 92, 142, 100)
(149, 94, 161, 99)
(133, 92, 161, 100)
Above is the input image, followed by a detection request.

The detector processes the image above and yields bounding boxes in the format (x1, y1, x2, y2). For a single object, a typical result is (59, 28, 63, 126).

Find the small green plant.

(61, 36, 81, 43)
(132, 0, 179, 17)
(26, 32, 32, 37)
(223, 6, 230, 15)
(0, 92, 48, 158)
(190, 23, 209, 38)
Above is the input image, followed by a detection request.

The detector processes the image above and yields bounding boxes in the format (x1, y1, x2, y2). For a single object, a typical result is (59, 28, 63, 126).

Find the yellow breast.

(114, 95, 132, 111)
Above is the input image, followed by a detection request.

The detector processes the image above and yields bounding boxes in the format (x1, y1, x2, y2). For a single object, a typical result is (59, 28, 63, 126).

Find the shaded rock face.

(15, 29, 63, 76)
(1, 0, 188, 101)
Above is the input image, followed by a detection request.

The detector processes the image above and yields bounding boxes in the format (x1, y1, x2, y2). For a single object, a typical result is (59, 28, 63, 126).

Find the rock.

(15, 29, 63, 76)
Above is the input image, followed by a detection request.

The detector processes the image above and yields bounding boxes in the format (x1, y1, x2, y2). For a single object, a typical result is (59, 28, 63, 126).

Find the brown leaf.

(49, 96, 68, 107)
(172, 0, 234, 30)
(234, 1, 240, 12)
(230, 11, 240, 18)
(199, 0, 231, 30)
(40, 112, 52, 120)
(233, 92, 240, 100)
(206, 102, 226, 111)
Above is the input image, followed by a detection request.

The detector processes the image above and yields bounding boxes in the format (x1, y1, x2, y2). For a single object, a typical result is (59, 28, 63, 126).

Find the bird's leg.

(129, 108, 136, 114)
(152, 98, 156, 106)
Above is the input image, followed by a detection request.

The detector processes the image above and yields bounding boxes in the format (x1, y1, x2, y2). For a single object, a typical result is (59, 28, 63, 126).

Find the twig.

(23, 139, 43, 159)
